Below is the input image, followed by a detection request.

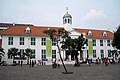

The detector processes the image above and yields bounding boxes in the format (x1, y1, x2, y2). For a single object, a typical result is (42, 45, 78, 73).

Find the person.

(98, 57, 101, 64)
(104, 57, 108, 66)
(52, 59, 57, 68)
(18, 60, 20, 65)
(57, 59, 60, 68)
(30, 60, 32, 67)
(88, 59, 91, 66)
(32, 60, 34, 67)
(112, 58, 115, 64)
(96, 59, 98, 64)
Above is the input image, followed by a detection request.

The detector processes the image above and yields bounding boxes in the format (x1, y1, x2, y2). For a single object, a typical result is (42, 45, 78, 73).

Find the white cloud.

(83, 9, 107, 21)
(79, 9, 110, 30)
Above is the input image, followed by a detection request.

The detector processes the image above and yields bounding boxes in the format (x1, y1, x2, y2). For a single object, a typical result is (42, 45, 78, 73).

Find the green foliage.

(24, 48, 33, 64)
(62, 34, 86, 51)
(43, 28, 87, 60)
(43, 29, 56, 40)
(112, 25, 120, 50)
(7, 48, 19, 63)
(8, 48, 19, 57)
(24, 48, 33, 58)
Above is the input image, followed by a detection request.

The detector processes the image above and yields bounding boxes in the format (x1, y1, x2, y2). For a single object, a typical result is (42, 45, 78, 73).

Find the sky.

(0, 0, 120, 31)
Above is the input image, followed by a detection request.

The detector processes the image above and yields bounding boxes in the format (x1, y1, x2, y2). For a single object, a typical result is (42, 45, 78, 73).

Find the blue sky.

(0, 0, 120, 31)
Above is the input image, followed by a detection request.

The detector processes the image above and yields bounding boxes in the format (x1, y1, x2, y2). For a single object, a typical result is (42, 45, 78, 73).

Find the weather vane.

(66, 7, 68, 14)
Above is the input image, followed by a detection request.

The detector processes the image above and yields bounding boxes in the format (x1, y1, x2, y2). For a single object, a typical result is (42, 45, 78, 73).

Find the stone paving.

(0, 63, 120, 80)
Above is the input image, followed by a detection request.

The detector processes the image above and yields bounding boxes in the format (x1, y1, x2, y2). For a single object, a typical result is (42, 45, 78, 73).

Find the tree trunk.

(27, 57, 30, 65)
(57, 42, 68, 72)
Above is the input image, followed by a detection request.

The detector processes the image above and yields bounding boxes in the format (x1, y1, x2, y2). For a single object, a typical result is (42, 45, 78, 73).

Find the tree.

(7, 48, 19, 63)
(0, 48, 5, 62)
(112, 25, 120, 58)
(110, 50, 119, 58)
(112, 25, 120, 50)
(44, 28, 73, 74)
(24, 48, 33, 65)
(61, 37, 72, 60)
(62, 34, 87, 66)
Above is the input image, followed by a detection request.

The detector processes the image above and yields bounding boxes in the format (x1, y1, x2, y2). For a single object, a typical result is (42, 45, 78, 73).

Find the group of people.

(18, 60, 36, 67)
(29, 60, 36, 67)
(96, 57, 118, 66)
(86, 57, 120, 66)
(52, 59, 60, 68)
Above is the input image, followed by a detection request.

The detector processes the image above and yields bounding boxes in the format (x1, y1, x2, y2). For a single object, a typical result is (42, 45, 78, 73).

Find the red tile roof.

(1, 25, 60, 37)
(75, 28, 114, 39)
(1, 25, 114, 39)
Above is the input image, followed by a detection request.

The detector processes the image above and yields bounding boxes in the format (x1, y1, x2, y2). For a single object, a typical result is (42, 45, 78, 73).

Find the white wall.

(1, 35, 114, 64)
(2, 35, 59, 64)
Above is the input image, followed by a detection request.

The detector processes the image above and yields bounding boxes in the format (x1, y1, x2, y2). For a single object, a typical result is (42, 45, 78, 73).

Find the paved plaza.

(0, 63, 120, 80)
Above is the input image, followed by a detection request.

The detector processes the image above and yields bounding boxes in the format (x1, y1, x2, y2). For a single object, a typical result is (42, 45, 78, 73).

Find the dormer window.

(88, 31, 92, 36)
(25, 27, 31, 33)
(103, 31, 107, 37)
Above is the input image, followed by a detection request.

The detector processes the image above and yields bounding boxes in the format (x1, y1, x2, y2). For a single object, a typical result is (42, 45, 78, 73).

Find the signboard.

(46, 39, 52, 55)
(88, 39, 93, 56)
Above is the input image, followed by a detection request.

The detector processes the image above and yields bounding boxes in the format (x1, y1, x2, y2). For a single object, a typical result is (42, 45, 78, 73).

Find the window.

(8, 37, 13, 45)
(93, 50, 96, 58)
(42, 50, 46, 59)
(107, 40, 111, 46)
(31, 49, 35, 59)
(26, 29, 30, 33)
(31, 37, 36, 45)
(88, 31, 92, 36)
(52, 50, 56, 59)
(8, 49, 12, 59)
(25, 27, 31, 33)
(103, 31, 107, 37)
(20, 37, 24, 45)
(68, 19, 70, 23)
(100, 40, 103, 46)
(108, 50, 111, 57)
(19, 49, 25, 59)
(93, 39, 96, 46)
(100, 50, 104, 58)
(65, 19, 67, 23)
(41, 38, 46, 45)
(52, 38, 56, 46)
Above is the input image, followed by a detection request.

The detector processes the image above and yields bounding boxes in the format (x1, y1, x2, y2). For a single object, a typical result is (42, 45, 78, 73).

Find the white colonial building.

(1, 9, 114, 64)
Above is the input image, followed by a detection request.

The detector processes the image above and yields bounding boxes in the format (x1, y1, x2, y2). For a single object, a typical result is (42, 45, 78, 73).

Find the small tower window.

(88, 31, 92, 36)
(65, 19, 67, 23)
(68, 19, 70, 23)
(103, 31, 107, 37)
(25, 27, 31, 33)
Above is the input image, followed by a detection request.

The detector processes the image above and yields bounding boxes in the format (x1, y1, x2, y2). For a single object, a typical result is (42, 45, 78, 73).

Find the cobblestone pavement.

(0, 63, 120, 80)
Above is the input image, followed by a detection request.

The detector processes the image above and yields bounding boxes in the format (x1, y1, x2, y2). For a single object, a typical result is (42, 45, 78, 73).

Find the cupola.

(63, 7, 72, 25)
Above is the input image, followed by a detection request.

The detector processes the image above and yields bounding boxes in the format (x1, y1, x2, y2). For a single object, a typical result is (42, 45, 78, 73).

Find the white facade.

(2, 35, 60, 64)
(87, 38, 113, 60)
(1, 34, 114, 64)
